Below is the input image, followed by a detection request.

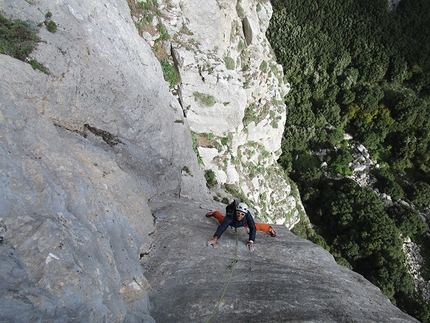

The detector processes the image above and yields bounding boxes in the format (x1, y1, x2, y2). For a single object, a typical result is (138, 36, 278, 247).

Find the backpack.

(225, 199, 241, 217)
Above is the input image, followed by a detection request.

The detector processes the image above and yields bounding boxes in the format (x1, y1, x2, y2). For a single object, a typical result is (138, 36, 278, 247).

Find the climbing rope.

(204, 229, 239, 323)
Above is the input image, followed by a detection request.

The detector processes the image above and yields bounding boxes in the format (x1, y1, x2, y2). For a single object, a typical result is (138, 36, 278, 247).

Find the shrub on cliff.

(0, 15, 39, 61)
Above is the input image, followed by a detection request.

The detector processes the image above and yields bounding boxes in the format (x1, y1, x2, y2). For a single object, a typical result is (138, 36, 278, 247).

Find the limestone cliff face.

(0, 0, 207, 321)
(0, 0, 420, 322)
(135, 0, 303, 227)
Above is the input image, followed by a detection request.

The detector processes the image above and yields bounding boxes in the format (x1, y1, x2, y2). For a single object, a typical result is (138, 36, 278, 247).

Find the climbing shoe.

(269, 226, 276, 237)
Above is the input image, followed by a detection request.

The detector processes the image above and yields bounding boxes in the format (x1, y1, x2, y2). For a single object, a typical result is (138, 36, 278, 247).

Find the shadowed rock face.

(143, 196, 419, 323)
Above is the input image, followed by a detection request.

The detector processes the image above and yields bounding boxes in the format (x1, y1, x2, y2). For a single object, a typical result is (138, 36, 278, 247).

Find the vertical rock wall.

(136, 0, 304, 227)
(0, 0, 209, 321)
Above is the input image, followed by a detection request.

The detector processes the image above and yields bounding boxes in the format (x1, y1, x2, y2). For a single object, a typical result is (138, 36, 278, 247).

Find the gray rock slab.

(0, 0, 209, 201)
(0, 57, 156, 322)
(144, 196, 419, 323)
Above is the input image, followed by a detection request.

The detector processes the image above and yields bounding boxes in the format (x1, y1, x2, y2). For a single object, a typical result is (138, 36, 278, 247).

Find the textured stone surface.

(0, 0, 208, 321)
(152, 0, 298, 225)
(0, 0, 208, 200)
(0, 67, 155, 322)
(144, 196, 420, 323)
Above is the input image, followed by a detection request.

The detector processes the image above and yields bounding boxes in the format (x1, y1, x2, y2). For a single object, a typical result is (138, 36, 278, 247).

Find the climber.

(206, 199, 276, 252)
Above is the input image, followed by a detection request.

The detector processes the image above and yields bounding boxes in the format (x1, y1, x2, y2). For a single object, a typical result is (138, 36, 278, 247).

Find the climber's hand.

(207, 237, 217, 247)
(247, 241, 255, 252)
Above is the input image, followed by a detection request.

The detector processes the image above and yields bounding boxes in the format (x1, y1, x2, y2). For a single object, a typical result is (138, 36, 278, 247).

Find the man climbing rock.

(206, 200, 276, 252)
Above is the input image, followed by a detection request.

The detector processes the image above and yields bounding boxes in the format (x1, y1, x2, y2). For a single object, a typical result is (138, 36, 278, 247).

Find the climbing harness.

(204, 229, 239, 323)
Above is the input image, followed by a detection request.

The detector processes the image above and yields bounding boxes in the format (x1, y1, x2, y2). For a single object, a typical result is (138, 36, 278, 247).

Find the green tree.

(386, 204, 427, 238)
(372, 168, 405, 201)
(312, 178, 409, 301)
(267, 0, 430, 319)
(408, 181, 430, 209)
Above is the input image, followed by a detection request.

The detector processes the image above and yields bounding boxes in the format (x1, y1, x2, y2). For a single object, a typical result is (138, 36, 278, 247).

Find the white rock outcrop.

(138, 0, 301, 226)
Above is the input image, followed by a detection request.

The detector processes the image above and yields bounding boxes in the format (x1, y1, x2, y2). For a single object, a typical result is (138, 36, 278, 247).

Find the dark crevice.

(84, 124, 123, 147)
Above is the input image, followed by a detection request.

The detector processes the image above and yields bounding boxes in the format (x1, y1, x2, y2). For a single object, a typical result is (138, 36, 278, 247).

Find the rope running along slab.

(205, 230, 239, 323)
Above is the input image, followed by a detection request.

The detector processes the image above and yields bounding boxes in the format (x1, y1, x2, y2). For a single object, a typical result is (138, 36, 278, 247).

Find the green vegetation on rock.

(161, 59, 179, 89)
(0, 14, 48, 74)
(193, 92, 216, 107)
(0, 15, 39, 60)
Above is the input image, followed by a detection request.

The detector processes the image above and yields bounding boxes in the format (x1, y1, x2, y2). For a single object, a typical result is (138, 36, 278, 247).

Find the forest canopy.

(267, 0, 430, 321)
